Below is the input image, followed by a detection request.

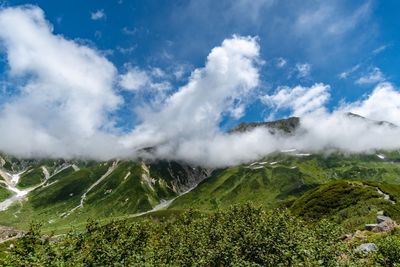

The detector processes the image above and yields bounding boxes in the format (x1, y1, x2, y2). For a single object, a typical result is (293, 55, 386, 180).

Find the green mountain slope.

(0, 114, 400, 233)
(0, 158, 208, 232)
(170, 152, 400, 230)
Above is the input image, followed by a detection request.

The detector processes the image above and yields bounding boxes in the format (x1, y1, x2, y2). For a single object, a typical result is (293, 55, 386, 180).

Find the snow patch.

(376, 154, 386, 160)
(123, 171, 131, 180)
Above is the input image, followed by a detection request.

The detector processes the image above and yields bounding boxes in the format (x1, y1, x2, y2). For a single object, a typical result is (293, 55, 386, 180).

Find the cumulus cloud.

(355, 67, 385, 85)
(295, 63, 311, 78)
(292, 111, 400, 154)
(261, 83, 330, 117)
(341, 82, 400, 126)
(119, 67, 150, 91)
(90, 9, 106, 21)
(0, 6, 123, 159)
(119, 66, 170, 93)
(122, 35, 261, 151)
(256, 81, 400, 161)
(1, 6, 400, 168)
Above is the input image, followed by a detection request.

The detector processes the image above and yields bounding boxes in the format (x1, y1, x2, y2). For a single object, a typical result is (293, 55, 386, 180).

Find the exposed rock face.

(229, 117, 300, 135)
(147, 161, 211, 193)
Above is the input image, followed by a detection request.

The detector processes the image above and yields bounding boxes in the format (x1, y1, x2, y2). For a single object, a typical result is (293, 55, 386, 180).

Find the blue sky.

(2, 0, 399, 127)
(0, 1, 400, 164)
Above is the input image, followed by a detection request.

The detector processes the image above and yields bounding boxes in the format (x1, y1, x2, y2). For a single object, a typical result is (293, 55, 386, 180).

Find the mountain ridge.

(0, 114, 399, 234)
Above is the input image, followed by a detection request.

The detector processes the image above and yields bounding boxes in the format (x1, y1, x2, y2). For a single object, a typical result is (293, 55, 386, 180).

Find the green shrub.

(375, 234, 400, 266)
(1, 204, 352, 266)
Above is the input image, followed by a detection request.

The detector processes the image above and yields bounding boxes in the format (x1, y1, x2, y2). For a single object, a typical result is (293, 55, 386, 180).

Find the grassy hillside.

(170, 152, 400, 230)
(17, 167, 45, 189)
(0, 185, 12, 202)
(1, 151, 400, 234)
(1, 152, 400, 264)
(172, 153, 400, 206)
(0, 159, 205, 233)
(291, 180, 400, 230)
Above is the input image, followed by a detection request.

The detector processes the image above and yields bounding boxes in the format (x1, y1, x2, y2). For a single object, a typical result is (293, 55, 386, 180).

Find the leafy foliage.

(1, 204, 350, 266)
(291, 181, 381, 219)
(375, 233, 400, 266)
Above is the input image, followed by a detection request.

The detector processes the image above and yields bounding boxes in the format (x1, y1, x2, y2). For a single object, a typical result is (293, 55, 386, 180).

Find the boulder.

(365, 215, 397, 233)
(377, 215, 391, 224)
(356, 243, 377, 253)
(365, 224, 378, 231)
(373, 219, 397, 233)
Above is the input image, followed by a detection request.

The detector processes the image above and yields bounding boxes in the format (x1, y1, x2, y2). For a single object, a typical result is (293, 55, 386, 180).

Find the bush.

(375, 234, 400, 266)
(0, 204, 352, 266)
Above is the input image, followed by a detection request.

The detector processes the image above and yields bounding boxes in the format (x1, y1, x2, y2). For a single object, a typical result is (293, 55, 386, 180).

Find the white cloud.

(228, 0, 275, 23)
(2, 6, 400, 168)
(119, 66, 171, 94)
(151, 67, 166, 78)
(276, 57, 287, 68)
(122, 27, 137, 35)
(339, 64, 360, 79)
(262, 83, 330, 117)
(341, 82, 400, 126)
(0, 6, 123, 159)
(293, 110, 400, 154)
(91, 9, 106, 21)
(122, 35, 261, 156)
(294, 1, 371, 37)
(119, 67, 150, 91)
(117, 46, 136, 54)
(373, 45, 387, 55)
(295, 63, 311, 78)
(355, 67, 385, 85)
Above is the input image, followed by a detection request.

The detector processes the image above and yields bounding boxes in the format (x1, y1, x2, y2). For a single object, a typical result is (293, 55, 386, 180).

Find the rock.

(356, 243, 377, 253)
(377, 210, 384, 216)
(365, 215, 397, 233)
(377, 215, 391, 224)
(373, 219, 397, 233)
(365, 224, 378, 231)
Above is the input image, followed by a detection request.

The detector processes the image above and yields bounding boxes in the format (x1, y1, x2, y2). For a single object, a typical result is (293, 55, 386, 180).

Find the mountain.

(0, 114, 399, 234)
(0, 156, 210, 231)
(2, 116, 400, 266)
(170, 151, 400, 230)
(229, 116, 300, 134)
(346, 112, 398, 128)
